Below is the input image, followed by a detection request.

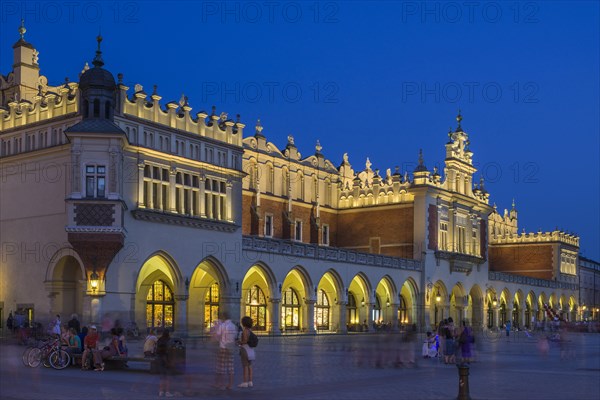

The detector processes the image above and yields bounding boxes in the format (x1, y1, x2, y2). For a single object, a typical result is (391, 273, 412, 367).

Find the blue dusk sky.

(1, 1, 598, 259)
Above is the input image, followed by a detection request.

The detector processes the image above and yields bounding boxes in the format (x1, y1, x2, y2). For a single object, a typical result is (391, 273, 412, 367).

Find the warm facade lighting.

(435, 290, 441, 303)
(90, 270, 99, 291)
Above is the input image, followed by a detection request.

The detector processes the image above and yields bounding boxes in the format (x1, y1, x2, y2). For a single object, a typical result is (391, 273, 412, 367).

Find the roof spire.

(18, 19, 26, 40)
(455, 109, 463, 132)
(93, 31, 104, 68)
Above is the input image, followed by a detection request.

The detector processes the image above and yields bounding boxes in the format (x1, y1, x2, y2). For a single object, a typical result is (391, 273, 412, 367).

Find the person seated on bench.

(66, 328, 82, 363)
(116, 327, 128, 356)
(143, 328, 158, 357)
(82, 326, 99, 370)
(92, 328, 122, 371)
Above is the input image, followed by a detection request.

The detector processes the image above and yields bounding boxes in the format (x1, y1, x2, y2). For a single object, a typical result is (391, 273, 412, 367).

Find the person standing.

(506, 320, 511, 338)
(51, 314, 62, 338)
(237, 316, 256, 388)
(214, 311, 237, 390)
(6, 312, 14, 334)
(156, 329, 173, 397)
(444, 318, 456, 365)
(67, 314, 81, 335)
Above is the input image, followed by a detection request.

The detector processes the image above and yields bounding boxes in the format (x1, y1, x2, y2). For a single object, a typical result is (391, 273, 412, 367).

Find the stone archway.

(135, 252, 182, 333)
(241, 262, 277, 332)
(188, 256, 230, 335)
(48, 254, 85, 321)
(468, 285, 484, 330)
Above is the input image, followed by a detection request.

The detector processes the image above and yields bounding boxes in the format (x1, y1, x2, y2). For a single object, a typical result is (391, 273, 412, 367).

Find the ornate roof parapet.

(337, 154, 414, 208)
(0, 81, 79, 132)
(412, 149, 431, 185)
(490, 229, 580, 247)
(119, 81, 243, 146)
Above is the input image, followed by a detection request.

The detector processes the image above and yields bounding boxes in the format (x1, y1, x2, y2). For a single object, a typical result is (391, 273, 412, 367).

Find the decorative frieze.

(242, 235, 422, 271)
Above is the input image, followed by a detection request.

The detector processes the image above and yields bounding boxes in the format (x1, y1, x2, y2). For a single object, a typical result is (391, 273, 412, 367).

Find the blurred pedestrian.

(213, 311, 237, 390)
(237, 316, 256, 388)
(156, 329, 173, 397)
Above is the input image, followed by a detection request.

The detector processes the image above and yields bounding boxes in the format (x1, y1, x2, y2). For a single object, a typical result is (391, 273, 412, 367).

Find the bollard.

(456, 363, 471, 400)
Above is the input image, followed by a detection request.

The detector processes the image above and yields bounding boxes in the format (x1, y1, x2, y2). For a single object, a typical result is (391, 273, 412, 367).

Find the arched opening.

(244, 285, 267, 331)
(499, 300, 507, 327)
(93, 99, 100, 117)
(105, 100, 111, 119)
(347, 293, 358, 326)
(204, 283, 220, 329)
(314, 289, 330, 331)
(187, 257, 229, 335)
(282, 288, 301, 331)
(50, 255, 84, 319)
(146, 279, 175, 330)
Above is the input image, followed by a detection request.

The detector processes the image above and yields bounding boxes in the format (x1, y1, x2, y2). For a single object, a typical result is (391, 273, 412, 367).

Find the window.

(439, 222, 448, 251)
(146, 280, 174, 330)
(281, 288, 300, 331)
(204, 283, 219, 330)
(471, 228, 478, 255)
(205, 178, 227, 220)
(142, 165, 169, 210)
(245, 285, 267, 331)
(322, 224, 329, 246)
(457, 226, 466, 253)
(294, 220, 303, 242)
(265, 214, 273, 237)
(85, 165, 106, 198)
(314, 289, 330, 331)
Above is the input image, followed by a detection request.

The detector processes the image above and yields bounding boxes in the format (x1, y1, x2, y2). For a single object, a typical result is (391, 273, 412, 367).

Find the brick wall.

(337, 206, 414, 258)
(489, 243, 554, 279)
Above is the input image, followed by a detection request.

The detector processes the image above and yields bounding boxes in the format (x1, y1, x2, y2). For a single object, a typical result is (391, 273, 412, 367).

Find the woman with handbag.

(237, 316, 255, 388)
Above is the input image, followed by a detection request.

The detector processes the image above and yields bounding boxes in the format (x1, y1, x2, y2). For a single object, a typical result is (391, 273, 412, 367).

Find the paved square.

(1, 331, 599, 400)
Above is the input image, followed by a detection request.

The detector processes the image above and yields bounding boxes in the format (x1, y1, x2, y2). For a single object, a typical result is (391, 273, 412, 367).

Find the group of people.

(210, 311, 257, 391)
(422, 317, 474, 364)
(43, 314, 129, 372)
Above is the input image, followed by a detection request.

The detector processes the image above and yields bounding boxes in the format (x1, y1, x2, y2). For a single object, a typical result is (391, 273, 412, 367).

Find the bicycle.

(27, 337, 70, 369)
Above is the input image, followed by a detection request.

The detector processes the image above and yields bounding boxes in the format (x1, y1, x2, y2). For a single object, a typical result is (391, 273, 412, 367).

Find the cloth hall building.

(0, 26, 592, 336)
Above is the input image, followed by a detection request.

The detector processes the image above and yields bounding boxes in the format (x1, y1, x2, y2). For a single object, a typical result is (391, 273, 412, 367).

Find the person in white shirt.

(143, 329, 158, 357)
(213, 311, 238, 390)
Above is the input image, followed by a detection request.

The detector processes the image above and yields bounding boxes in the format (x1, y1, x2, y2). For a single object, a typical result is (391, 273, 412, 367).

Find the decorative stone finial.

(343, 153, 349, 164)
(236, 114, 241, 123)
(118, 73, 123, 84)
(37, 85, 43, 96)
(418, 149, 424, 166)
(19, 19, 26, 40)
(152, 85, 158, 95)
(456, 109, 463, 132)
(81, 62, 90, 75)
(512, 198, 516, 209)
(211, 105, 216, 115)
(365, 157, 372, 170)
(315, 140, 322, 154)
(179, 93, 186, 107)
(92, 33, 104, 68)
(287, 134, 295, 146)
(255, 119, 263, 135)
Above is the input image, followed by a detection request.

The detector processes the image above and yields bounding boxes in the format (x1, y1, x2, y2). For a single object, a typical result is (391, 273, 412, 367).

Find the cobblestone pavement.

(1, 331, 599, 400)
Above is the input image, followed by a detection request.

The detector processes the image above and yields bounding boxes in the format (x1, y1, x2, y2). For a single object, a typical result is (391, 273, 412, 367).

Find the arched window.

(146, 280, 174, 330)
(525, 302, 531, 329)
(499, 301, 507, 327)
(105, 100, 111, 119)
(398, 295, 407, 325)
(372, 295, 382, 323)
(93, 99, 100, 117)
(314, 289, 330, 331)
(347, 292, 358, 325)
(281, 288, 300, 331)
(282, 168, 289, 197)
(245, 285, 267, 331)
(204, 283, 220, 330)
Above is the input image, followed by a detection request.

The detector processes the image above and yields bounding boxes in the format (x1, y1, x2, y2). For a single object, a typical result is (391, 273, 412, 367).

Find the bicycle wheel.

(49, 350, 70, 370)
(42, 353, 52, 368)
(22, 346, 34, 367)
(27, 347, 42, 368)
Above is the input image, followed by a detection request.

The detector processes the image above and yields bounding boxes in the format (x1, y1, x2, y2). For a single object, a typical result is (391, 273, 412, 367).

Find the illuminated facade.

(0, 25, 592, 335)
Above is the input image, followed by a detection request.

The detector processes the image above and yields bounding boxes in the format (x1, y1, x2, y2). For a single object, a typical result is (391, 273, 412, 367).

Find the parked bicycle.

(24, 337, 70, 370)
